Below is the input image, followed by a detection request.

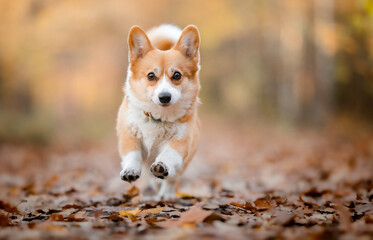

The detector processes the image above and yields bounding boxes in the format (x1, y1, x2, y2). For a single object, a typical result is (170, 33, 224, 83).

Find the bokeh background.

(0, 0, 372, 146)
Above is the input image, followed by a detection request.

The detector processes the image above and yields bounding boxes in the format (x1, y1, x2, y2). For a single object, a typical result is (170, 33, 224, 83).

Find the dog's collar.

(143, 111, 162, 123)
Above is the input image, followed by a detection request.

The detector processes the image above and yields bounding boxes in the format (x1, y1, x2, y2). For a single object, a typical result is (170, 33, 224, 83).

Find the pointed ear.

(128, 26, 153, 62)
(174, 25, 200, 59)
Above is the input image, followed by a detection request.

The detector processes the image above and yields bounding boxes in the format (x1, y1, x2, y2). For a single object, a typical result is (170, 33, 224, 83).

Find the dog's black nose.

(158, 92, 171, 104)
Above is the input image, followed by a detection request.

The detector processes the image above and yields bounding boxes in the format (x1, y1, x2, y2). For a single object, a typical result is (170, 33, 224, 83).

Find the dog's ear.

(128, 26, 153, 62)
(174, 25, 200, 60)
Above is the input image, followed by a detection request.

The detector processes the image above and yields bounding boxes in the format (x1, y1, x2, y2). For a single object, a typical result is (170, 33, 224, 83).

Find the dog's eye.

(147, 72, 156, 81)
(172, 71, 182, 80)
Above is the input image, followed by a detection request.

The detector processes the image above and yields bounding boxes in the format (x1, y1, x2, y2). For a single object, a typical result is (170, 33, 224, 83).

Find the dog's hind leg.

(157, 179, 176, 200)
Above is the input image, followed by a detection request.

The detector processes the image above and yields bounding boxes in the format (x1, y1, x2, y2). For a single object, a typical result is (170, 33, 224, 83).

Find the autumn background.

(0, 0, 373, 239)
(0, 0, 372, 146)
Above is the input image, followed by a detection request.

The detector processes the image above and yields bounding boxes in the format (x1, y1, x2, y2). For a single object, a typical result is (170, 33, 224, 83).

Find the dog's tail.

(147, 24, 182, 51)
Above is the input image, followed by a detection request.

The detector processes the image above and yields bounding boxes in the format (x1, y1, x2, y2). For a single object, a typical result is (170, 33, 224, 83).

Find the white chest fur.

(125, 102, 186, 162)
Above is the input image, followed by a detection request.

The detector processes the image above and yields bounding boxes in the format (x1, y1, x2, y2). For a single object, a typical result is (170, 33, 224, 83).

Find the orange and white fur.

(116, 24, 201, 199)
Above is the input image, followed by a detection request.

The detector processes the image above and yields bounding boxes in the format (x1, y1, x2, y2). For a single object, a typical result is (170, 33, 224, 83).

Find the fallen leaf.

(254, 199, 271, 211)
(127, 186, 140, 198)
(175, 192, 194, 198)
(106, 214, 123, 221)
(203, 212, 225, 224)
(157, 205, 211, 228)
(74, 211, 85, 219)
(129, 214, 140, 222)
(65, 215, 86, 222)
(138, 207, 164, 217)
(61, 204, 84, 210)
(0, 213, 11, 227)
(304, 187, 329, 197)
(355, 203, 373, 215)
(299, 195, 320, 208)
(145, 217, 166, 224)
(119, 208, 141, 217)
(271, 211, 295, 226)
(50, 213, 64, 221)
(230, 201, 255, 211)
(0, 200, 20, 214)
(365, 215, 373, 224)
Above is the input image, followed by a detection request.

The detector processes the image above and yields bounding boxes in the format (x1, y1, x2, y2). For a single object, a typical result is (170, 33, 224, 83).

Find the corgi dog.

(116, 24, 201, 199)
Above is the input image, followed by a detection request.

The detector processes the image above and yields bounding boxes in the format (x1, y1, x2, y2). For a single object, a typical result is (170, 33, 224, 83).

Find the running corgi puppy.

(116, 24, 201, 199)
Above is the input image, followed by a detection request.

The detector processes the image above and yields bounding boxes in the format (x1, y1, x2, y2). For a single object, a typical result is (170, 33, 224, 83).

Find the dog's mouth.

(152, 99, 172, 107)
(150, 100, 172, 107)
(159, 103, 171, 107)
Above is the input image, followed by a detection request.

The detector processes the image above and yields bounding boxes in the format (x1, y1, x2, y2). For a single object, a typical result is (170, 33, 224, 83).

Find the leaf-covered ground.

(1, 120, 373, 239)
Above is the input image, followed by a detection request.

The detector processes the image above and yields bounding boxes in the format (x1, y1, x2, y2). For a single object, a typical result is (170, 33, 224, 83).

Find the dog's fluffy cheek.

(182, 81, 198, 103)
(130, 78, 153, 103)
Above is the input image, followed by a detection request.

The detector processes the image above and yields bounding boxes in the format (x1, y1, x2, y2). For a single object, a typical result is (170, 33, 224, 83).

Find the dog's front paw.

(150, 162, 169, 179)
(120, 168, 140, 183)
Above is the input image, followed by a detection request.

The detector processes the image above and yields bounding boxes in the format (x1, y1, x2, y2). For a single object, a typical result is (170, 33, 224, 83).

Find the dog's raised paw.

(120, 169, 140, 183)
(150, 162, 169, 179)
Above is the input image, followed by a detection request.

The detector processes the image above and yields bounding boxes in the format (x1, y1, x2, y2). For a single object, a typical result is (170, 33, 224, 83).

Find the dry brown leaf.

(145, 217, 166, 224)
(271, 211, 295, 226)
(365, 215, 373, 224)
(0, 200, 20, 214)
(254, 199, 271, 211)
(127, 186, 140, 198)
(74, 211, 85, 219)
(0, 213, 11, 227)
(231, 201, 255, 211)
(203, 212, 225, 224)
(129, 214, 140, 222)
(61, 204, 84, 210)
(157, 205, 211, 228)
(299, 195, 320, 208)
(107, 214, 123, 221)
(50, 213, 64, 221)
(65, 215, 86, 222)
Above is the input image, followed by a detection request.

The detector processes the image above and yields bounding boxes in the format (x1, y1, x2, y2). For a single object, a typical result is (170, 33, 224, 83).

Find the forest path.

(1, 121, 373, 239)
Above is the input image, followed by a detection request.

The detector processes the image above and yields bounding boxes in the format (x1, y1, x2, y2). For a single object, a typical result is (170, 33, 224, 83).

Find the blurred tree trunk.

(298, 0, 335, 126)
(312, 0, 335, 125)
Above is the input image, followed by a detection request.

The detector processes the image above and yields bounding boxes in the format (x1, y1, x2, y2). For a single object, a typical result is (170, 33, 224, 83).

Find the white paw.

(120, 167, 141, 183)
(152, 146, 182, 179)
(120, 151, 142, 183)
(150, 161, 170, 179)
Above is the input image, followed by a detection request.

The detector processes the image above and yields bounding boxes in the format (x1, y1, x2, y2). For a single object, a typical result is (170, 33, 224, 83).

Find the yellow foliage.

(175, 192, 194, 198)
(138, 207, 164, 217)
(119, 208, 141, 217)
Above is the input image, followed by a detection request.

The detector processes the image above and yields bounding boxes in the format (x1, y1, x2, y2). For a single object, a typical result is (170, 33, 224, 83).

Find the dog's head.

(126, 25, 200, 121)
